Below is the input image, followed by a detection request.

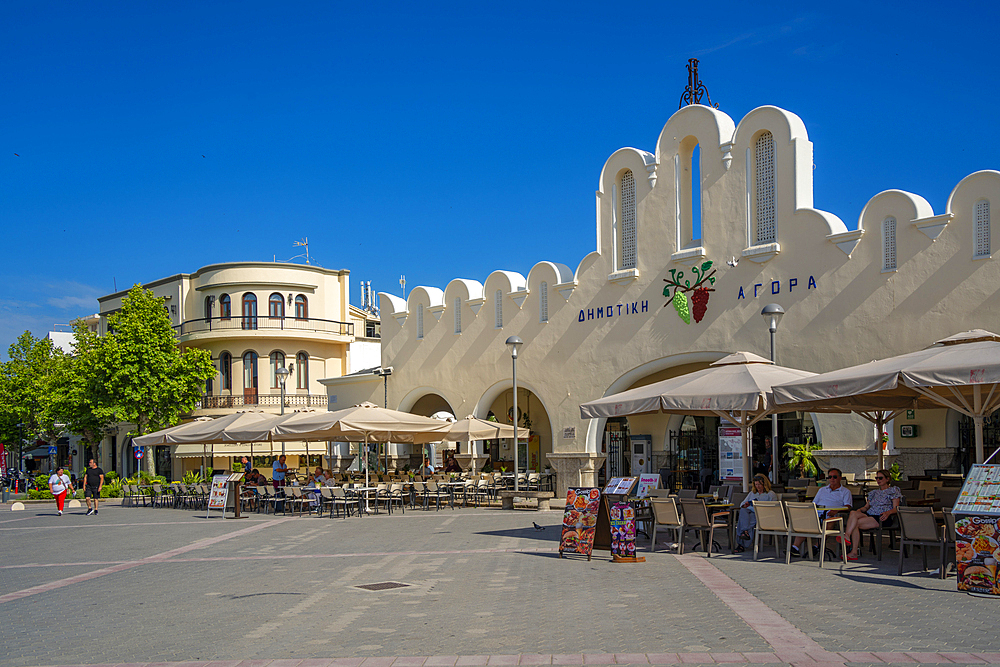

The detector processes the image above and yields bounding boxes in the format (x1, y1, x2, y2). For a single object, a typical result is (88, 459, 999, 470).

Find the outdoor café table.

(905, 497, 938, 507)
(352, 486, 378, 514)
(704, 502, 735, 550)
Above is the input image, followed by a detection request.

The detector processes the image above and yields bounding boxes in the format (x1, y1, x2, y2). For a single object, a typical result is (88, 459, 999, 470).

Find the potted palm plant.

(784, 440, 822, 479)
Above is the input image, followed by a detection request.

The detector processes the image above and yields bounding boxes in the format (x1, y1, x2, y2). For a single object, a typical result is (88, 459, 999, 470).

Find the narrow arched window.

(269, 293, 284, 319)
(882, 217, 897, 271)
(454, 297, 462, 334)
(219, 352, 232, 391)
(495, 290, 503, 328)
(540, 281, 549, 323)
(754, 131, 776, 244)
(241, 294, 257, 330)
(294, 295, 308, 319)
(618, 170, 637, 269)
(243, 351, 258, 403)
(204, 295, 213, 323)
(296, 352, 309, 389)
(417, 304, 424, 339)
(975, 199, 991, 258)
(219, 294, 231, 320)
(270, 351, 285, 388)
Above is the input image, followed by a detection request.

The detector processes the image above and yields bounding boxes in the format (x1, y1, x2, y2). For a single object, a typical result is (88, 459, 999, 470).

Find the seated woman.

(844, 469, 902, 561)
(735, 474, 776, 552)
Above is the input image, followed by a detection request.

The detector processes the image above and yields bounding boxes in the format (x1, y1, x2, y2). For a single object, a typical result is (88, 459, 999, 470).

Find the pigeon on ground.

(532, 522, 544, 531)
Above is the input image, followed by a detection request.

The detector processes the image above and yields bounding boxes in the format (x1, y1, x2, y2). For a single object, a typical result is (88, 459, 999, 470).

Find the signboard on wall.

(718, 426, 743, 482)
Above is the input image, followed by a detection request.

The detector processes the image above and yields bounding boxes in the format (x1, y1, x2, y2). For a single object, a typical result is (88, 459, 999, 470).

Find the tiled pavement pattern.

(0, 504, 994, 667)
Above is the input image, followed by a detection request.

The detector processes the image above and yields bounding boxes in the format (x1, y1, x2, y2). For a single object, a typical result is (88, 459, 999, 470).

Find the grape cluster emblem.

(663, 261, 717, 324)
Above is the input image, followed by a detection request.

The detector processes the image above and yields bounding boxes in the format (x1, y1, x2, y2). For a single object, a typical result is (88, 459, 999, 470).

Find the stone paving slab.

(0, 507, 994, 667)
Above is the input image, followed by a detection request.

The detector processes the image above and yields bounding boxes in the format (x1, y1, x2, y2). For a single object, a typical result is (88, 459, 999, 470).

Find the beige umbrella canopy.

(580, 352, 817, 491)
(773, 330, 1000, 467)
(440, 416, 529, 466)
(133, 411, 275, 446)
(439, 416, 529, 442)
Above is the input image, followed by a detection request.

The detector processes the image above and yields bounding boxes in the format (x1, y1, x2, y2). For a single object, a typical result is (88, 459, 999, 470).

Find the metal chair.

(678, 488, 697, 500)
(678, 498, 730, 557)
(897, 507, 947, 578)
(649, 497, 684, 552)
(784, 501, 847, 567)
(752, 500, 789, 561)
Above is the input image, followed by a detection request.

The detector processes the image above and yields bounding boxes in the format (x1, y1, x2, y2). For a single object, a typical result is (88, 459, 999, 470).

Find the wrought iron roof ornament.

(678, 58, 718, 110)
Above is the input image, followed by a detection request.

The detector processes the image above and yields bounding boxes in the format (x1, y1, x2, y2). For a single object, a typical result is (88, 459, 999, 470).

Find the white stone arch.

(857, 189, 934, 232)
(397, 385, 457, 415)
(583, 350, 726, 454)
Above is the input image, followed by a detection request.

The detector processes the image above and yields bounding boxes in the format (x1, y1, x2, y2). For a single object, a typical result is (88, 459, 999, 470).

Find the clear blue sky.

(2, 1, 998, 358)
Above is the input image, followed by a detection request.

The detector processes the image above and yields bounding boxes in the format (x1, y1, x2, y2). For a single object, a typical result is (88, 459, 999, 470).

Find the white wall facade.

(374, 103, 1000, 494)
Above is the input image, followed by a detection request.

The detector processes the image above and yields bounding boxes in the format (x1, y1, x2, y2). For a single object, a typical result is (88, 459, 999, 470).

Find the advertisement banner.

(634, 473, 660, 498)
(954, 465, 1000, 597)
(208, 475, 230, 510)
(718, 426, 743, 482)
(559, 487, 601, 559)
(610, 501, 637, 559)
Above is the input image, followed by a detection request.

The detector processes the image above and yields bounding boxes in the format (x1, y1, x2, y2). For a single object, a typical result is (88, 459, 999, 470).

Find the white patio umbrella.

(269, 402, 454, 499)
(580, 352, 816, 491)
(773, 330, 1000, 467)
(439, 416, 530, 469)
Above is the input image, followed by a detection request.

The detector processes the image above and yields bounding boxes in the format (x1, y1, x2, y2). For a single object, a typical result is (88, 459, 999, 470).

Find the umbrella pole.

(741, 413, 751, 493)
(974, 385, 985, 463)
(876, 412, 886, 472)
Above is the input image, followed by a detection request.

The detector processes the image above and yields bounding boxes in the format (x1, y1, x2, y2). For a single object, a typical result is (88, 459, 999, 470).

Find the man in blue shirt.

(272, 455, 288, 488)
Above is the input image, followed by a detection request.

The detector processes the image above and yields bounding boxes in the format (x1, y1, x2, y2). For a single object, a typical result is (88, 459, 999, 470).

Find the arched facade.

(362, 103, 1000, 497)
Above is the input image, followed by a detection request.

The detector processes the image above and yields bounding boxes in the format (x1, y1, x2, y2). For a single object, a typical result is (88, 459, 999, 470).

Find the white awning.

(172, 442, 324, 459)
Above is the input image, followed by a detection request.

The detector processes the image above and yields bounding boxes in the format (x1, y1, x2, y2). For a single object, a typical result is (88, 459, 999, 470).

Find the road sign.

(47, 446, 57, 455)
(134, 447, 144, 460)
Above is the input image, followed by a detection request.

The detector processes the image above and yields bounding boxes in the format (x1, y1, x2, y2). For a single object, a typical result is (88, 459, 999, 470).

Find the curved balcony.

(198, 393, 330, 410)
(175, 316, 354, 342)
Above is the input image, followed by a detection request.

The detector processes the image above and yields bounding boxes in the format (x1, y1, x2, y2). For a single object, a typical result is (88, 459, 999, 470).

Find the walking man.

(83, 458, 105, 515)
(48, 466, 74, 516)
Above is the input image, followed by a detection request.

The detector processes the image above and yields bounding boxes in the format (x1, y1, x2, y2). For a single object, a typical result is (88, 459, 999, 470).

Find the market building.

(94, 261, 380, 480)
(327, 101, 1000, 497)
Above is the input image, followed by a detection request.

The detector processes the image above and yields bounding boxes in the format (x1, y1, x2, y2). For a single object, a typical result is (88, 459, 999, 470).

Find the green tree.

(48, 320, 115, 464)
(93, 285, 214, 472)
(0, 332, 69, 465)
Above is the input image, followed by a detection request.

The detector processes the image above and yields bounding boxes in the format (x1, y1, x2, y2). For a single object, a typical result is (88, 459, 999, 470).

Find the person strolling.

(735, 473, 776, 552)
(845, 469, 902, 561)
(83, 458, 105, 516)
(48, 466, 74, 516)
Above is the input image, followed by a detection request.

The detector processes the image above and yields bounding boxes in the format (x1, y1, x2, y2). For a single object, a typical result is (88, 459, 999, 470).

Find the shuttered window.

(495, 290, 503, 328)
(883, 217, 897, 271)
(619, 170, 637, 269)
(454, 298, 461, 334)
(975, 200, 991, 258)
(540, 281, 548, 322)
(755, 131, 776, 244)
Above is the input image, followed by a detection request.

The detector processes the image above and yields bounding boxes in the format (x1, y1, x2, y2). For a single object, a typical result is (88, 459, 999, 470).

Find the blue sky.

(2, 1, 998, 357)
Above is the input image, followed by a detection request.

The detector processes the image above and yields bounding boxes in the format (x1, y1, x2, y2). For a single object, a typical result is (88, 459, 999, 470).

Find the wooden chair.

(897, 507, 947, 578)
(752, 500, 789, 561)
(784, 502, 847, 567)
(649, 498, 684, 552)
(678, 498, 730, 557)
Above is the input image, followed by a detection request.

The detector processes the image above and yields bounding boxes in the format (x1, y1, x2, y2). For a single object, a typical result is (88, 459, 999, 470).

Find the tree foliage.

(93, 285, 215, 438)
(1, 285, 215, 471)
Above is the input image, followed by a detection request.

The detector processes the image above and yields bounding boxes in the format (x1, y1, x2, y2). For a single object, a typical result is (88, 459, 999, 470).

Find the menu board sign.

(604, 477, 637, 496)
(208, 475, 230, 510)
(956, 514, 1000, 596)
(634, 474, 661, 498)
(955, 465, 1000, 515)
(718, 426, 743, 482)
(610, 502, 637, 558)
(559, 487, 601, 559)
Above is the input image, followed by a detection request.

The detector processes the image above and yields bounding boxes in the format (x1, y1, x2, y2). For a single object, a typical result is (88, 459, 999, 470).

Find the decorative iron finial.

(678, 58, 718, 110)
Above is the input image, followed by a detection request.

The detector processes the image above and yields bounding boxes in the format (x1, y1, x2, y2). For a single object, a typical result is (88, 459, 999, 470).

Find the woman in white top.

(48, 466, 74, 516)
(735, 474, 777, 552)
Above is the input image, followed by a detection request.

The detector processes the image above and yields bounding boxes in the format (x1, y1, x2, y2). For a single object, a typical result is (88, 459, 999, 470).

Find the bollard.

(1, 489, 8, 503)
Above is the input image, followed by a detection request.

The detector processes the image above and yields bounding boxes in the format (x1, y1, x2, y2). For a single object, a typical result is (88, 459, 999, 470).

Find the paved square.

(0, 503, 994, 667)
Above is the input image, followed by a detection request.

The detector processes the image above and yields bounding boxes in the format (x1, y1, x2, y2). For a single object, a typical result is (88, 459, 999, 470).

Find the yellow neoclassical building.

(96, 261, 380, 479)
(327, 102, 1000, 496)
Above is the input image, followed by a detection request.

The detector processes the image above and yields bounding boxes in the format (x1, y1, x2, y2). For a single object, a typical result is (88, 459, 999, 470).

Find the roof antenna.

(293, 237, 310, 264)
(679, 58, 718, 109)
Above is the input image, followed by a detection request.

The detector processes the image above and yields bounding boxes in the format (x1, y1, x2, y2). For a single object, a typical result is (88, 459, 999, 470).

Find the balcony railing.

(176, 316, 353, 337)
(199, 393, 330, 410)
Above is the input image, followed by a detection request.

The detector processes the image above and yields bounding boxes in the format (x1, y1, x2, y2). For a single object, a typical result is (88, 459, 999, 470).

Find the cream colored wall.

(893, 408, 949, 449)
(376, 104, 998, 459)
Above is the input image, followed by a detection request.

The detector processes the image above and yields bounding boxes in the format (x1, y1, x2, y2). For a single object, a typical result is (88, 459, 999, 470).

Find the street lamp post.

(373, 367, 393, 471)
(505, 336, 523, 492)
(276, 366, 290, 457)
(761, 304, 785, 485)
